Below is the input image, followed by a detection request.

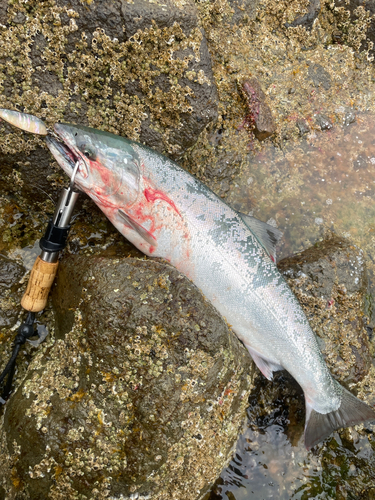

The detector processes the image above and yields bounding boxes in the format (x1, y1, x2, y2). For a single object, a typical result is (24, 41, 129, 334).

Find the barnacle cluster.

(0, 257, 253, 499)
(0, 0, 210, 159)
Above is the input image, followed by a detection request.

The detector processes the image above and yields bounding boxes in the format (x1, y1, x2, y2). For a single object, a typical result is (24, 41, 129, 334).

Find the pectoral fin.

(245, 344, 283, 380)
(238, 212, 283, 262)
(118, 209, 157, 247)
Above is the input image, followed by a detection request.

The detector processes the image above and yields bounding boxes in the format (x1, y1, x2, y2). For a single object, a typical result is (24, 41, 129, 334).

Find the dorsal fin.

(238, 212, 283, 262)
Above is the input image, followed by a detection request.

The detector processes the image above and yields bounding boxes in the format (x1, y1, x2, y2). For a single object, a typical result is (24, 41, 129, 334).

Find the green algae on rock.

(0, 255, 253, 499)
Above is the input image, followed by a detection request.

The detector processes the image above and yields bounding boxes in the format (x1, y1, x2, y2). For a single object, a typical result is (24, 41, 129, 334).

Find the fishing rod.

(0, 159, 81, 403)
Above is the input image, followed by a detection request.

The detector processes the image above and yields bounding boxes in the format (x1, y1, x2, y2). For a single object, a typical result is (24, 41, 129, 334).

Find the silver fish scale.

(135, 145, 342, 415)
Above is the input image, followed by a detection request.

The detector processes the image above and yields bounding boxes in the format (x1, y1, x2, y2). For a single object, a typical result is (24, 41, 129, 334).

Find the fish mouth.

(46, 123, 86, 181)
(46, 135, 77, 173)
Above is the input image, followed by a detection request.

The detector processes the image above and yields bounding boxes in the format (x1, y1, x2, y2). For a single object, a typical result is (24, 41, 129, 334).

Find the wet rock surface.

(296, 118, 310, 135)
(0, 255, 25, 328)
(0, 0, 217, 202)
(315, 113, 333, 130)
(0, 255, 253, 500)
(308, 62, 332, 91)
(278, 234, 372, 385)
(224, 0, 261, 26)
(285, 0, 321, 29)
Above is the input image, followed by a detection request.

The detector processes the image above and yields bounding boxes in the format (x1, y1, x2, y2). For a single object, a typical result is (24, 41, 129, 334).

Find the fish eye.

(78, 142, 97, 161)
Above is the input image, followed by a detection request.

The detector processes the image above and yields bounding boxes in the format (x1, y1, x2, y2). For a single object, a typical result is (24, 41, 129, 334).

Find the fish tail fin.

(304, 385, 375, 450)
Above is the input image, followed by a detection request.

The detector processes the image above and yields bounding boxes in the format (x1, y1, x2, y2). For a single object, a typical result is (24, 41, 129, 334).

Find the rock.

(308, 63, 331, 91)
(344, 109, 356, 126)
(119, 0, 218, 156)
(0, 0, 218, 203)
(315, 113, 333, 130)
(241, 78, 276, 141)
(277, 234, 372, 385)
(332, 0, 375, 55)
(335, 106, 356, 126)
(332, 29, 344, 44)
(296, 118, 310, 135)
(0, 255, 253, 500)
(223, 0, 261, 26)
(0, 255, 25, 328)
(285, 0, 320, 30)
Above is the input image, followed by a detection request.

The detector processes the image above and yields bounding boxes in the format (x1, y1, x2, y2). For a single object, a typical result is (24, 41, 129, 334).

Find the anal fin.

(245, 345, 283, 380)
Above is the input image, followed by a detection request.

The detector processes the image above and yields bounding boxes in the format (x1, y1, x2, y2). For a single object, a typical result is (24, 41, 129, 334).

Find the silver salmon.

(42, 122, 375, 449)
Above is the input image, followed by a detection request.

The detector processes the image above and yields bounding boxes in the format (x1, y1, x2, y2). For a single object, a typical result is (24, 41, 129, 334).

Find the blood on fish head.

(47, 123, 141, 207)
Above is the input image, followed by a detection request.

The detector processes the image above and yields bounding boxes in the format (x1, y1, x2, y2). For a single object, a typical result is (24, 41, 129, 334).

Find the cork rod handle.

(21, 256, 59, 312)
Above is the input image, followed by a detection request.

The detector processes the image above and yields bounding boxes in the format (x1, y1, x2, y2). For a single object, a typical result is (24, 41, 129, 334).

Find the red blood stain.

(85, 159, 121, 209)
(144, 187, 181, 216)
(131, 203, 157, 235)
(91, 159, 111, 185)
(149, 245, 156, 254)
(270, 255, 275, 263)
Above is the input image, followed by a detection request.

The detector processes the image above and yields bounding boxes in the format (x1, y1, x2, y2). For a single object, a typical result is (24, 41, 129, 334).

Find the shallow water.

(208, 373, 375, 500)
(208, 116, 375, 500)
(211, 420, 375, 500)
(228, 113, 375, 272)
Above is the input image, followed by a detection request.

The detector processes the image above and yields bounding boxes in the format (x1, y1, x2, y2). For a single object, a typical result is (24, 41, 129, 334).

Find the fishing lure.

(0, 108, 48, 135)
